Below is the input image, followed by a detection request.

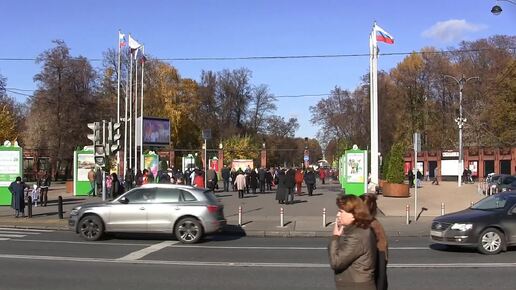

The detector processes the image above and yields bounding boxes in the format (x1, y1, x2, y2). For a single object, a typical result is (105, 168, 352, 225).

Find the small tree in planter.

(383, 141, 410, 197)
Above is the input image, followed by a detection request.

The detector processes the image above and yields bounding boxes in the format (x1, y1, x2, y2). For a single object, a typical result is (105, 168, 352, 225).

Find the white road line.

(0, 231, 41, 235)
(117, 241, 178, 261)
(0, 238, 10, 241)
(0, 254, 515, 269)
(0, 228, 53, 232)
(0, 234, 25, 238)
(9, 239, 155, 247)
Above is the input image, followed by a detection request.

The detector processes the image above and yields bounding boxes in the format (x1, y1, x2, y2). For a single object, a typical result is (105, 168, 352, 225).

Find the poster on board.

(77, 154, 95, 181)
(0, 149, 22, 187)
(346, 153, 365, 183)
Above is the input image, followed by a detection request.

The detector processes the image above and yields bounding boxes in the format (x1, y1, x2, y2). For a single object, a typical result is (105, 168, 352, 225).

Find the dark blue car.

(430, 191, 516, 254)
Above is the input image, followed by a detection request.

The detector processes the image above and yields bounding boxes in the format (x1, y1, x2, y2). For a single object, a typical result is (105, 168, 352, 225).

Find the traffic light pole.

(102, 120, 107, 201)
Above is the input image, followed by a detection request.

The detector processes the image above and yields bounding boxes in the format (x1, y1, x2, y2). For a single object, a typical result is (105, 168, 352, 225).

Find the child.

(31, 184, 40, 207)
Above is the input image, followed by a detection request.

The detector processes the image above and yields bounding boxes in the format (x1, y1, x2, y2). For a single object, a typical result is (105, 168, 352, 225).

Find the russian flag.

(375, 25, 394, 44)
(119, 32, 126, 48)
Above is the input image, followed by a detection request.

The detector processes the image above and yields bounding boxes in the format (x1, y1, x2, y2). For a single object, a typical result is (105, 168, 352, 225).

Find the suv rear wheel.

(478, 228, 505, 255)
(78, 215, 104, 241)
(175, 217, 203, 244)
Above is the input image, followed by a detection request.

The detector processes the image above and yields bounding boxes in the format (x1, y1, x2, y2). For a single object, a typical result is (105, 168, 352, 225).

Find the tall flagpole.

(123, 46, 129, 175)
(140, 46, 145, 172)
(117, 31, 122, 175)
(128, 49, 133, 170)
(370, 22, 379, 187)
(134, 51, 139, 171)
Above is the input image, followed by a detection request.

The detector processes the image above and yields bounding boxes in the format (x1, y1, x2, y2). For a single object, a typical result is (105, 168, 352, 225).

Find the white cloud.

(422, 19, 487, 43)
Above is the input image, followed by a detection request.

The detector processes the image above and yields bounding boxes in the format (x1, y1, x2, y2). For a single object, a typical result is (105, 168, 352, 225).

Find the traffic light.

(94, 144, 106, 167)
(107, 121, 121, 155)
(87, 122, 100, 146)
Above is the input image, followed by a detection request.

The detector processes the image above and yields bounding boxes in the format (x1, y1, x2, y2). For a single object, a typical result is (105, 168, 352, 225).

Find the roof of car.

(140, 183, 202, 190)
(496, 190, 516, 197)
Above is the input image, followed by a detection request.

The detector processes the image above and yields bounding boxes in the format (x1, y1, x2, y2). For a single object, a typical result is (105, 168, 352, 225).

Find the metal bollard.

(470, 201, 474, 207)
(441, 202, 445, 216)
(238, 205, 242, 226)
(405, 204, 410, 225)
(280, 207, 284, 227)
(58, 196, 63, 219)
(322, 208, 326, 227)
(27, 196, 32, 218)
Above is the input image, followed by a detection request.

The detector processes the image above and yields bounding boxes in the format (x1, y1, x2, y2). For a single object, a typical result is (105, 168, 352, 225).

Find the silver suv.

(69, 184, 226, 243)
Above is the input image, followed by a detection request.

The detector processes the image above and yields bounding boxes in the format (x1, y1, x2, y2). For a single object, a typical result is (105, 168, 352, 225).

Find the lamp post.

(444, 74, 479, 187)
(491, 0, 516, 15)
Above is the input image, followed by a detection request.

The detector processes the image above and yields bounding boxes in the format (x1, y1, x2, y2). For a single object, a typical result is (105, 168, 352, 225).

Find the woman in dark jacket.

(275, 169, 287, 204)
(328, 195, 376, 290)
(110, 173, 121, 199)
(249, 169, 258, 194)
(9, 177, 27, 218)
(304, 168, 316, 196)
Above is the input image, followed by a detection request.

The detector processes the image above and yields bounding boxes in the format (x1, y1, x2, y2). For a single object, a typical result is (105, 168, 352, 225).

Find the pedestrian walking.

(105, 174, 112, 198)
(8, 177, 28, 218)
(295, 168, 304, 195)
(206, 168, 217, 190)
(416, 169, 423, 188)
(230, 168, 237, 191)
(319, 168, 327, 185)
(125, 168, 134, 191)
(87, 168, 96, 196)
(221, 165, 230, 192)
(110, 173, 122, 199)
(275, 169, 287, 204)
(329, 194, 376, 290)
(425, 170, 430, 182)
(249, 168, 258, 194)
(432, 166, 439, 185)
(234, 171, 246, 199)
(38, 171, 51, 206)
(285, 168, 296, 204)
(258, 167, 266, 193)
(304, 168, 316, 196)
(30, 184, 40, 207)
(193, 169, 205, 188)
(95, 169, 103, 195)
(408, 169, 415, 188)
(265, 168, 273, 191)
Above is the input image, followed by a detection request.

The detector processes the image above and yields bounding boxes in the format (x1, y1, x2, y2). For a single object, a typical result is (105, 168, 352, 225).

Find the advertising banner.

(144, 153, 159, 180)
(343, 148, 368, 196)
(74, 150, 94, 196)
(231, 159, 253, 171)
(0, 146, 23, 205)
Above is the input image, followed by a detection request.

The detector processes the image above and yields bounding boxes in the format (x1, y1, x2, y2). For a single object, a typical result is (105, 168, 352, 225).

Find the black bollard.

(58, 196, 63, 219)
(27, 196, 32, 218)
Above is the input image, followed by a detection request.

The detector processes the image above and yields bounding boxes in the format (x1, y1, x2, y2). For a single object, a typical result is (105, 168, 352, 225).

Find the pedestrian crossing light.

(87, 122, 100, 146)
(94, 144, 106, 167)
(108, 121, 121, 155)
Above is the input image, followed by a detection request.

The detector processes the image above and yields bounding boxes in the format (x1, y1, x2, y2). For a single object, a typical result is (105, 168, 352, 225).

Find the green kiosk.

(73, 149, 95, 196)
(340, 145, 368, 196)
(0, 143, 23, 205)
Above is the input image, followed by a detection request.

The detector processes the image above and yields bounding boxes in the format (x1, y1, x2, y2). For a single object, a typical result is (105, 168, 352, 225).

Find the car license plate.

(430, 230, 443, 237)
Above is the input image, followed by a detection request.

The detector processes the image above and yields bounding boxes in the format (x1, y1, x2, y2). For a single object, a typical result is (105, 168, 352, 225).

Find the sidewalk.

(0, 180, 485, 237)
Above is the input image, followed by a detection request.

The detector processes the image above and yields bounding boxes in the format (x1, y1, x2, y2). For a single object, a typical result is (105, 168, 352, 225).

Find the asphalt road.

(0, 229, 515, 290)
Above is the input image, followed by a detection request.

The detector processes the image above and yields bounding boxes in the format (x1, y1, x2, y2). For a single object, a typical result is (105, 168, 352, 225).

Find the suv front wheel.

(174, 217, 203, 244)
(78, 215, 104, 241)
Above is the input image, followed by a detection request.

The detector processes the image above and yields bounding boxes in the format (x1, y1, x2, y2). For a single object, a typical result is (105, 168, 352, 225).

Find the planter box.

(382, 182, 410, 197)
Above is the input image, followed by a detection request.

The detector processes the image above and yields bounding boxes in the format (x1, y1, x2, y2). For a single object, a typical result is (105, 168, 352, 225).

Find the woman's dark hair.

(362, 193, 378, 217)
(336, 194, 373, 229)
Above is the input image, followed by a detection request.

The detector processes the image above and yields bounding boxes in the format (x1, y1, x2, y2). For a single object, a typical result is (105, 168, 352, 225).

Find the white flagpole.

(140, 46, 145, 172)
(117, 31, 122, 175)
(128, 43, 134, 171)
(134, 51, 139, 171)
(371, 22, 379, 186)
(123, 46, 129, 175)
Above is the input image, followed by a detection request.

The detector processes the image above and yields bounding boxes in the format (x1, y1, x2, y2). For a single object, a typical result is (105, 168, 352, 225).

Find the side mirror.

(119, 197, 129, 204)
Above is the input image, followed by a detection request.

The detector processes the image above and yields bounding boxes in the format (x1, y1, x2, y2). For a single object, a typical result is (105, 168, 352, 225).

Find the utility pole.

(444, 74, 479, 187)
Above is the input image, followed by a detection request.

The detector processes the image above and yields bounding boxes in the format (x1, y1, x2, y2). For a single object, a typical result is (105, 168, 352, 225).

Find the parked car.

(495, 175, 516, 193)
(485, 173, 507, 195)
(69, 184, 226, 244)
(430, 191, 516, 254)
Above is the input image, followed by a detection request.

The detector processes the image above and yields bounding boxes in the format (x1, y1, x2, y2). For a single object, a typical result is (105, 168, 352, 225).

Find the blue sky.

(0, 0, 514, 138)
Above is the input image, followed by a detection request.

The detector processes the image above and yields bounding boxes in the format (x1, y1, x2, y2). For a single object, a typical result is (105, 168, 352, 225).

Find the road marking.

(0, 254, 515, 269)
(0, 231, 41, 235)
(0, 234, 26, 238)
(0, 228, 53, 232)
(0, 238, 9, 241)
(117, 241, 178, 260)
(9, 239, 155, 247)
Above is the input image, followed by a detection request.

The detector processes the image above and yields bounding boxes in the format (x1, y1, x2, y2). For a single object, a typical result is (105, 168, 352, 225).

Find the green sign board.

(74, 150, 95, 196)
(0, 146, 23, 205)
(341, 147, 368, 196)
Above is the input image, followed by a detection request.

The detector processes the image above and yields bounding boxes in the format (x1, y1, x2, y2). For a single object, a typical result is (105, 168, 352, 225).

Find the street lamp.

(491, 0, 516, 15)
(444, 74, 480, 187)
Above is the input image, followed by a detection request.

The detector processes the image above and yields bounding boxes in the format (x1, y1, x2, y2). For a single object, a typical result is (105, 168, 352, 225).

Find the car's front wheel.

(174, 217, 203, 244)
(478, 228, 505, 255)
(78, 215, 104, 241)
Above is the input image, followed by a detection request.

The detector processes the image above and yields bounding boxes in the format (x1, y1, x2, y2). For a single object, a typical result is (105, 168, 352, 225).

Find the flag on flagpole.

(139, 46, 147, 64)
(375, 24, 394, 44)
(128, 35, 142, 53)
(119, 32, 126, 47)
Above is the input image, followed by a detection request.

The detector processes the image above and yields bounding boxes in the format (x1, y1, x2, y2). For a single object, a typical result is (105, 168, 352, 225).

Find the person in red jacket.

(319, 168, 327, 184)
(295, 168, 304, 195)
(193, 169, 205, 188)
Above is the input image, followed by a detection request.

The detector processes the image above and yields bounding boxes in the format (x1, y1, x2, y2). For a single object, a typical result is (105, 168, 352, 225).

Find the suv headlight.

(70, 206, 82, 216)
(451, 223, 473, 231)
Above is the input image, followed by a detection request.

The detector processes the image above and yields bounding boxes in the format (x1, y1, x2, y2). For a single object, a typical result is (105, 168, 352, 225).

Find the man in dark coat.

(221, 165, 230, 192)
(258, 167, 266, 193)
(249, 169, 258, 194)
(9, 177, 27, 218)
(265, 169, 273, 191)
(206, 168, 217, 191)
(304, 168, 317, 196)
(275, 169, 287, 204)
(408, 169, 415, 188)
(285, 168, 296, 204)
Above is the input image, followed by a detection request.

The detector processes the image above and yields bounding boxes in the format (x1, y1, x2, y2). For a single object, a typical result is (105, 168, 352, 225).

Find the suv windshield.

(471, 195, 508, 210)
(203, 190, 220, 204)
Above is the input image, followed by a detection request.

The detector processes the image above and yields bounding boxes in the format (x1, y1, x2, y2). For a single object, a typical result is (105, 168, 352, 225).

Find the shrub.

(385, 141, 405, 184)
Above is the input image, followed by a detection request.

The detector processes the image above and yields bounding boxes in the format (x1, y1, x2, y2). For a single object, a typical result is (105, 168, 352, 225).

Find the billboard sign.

(142, 117, 170, 146)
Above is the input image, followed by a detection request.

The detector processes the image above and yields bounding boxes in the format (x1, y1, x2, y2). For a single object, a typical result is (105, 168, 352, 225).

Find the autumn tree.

(24, 40, 98, 179)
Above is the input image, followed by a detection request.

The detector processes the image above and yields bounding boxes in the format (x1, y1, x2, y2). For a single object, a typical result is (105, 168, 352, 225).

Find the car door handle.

(139, 207, 145, 210)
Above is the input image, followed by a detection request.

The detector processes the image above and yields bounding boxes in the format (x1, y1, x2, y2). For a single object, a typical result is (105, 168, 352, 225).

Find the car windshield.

(471, 195, 508, 210)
